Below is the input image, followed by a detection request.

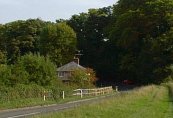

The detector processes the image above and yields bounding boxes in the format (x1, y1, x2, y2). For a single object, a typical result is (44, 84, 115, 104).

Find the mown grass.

(33, 85, 173, 118)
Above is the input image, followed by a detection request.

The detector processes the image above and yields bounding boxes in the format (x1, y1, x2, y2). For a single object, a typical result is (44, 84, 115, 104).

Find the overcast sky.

(0, 0, 118, 24)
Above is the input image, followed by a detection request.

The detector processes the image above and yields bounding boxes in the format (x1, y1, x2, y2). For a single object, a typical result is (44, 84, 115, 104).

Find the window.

(58, 72, 64, 77)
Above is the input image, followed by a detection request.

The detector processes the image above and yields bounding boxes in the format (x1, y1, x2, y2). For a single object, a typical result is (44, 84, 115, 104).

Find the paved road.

(0, 93, 119, 118)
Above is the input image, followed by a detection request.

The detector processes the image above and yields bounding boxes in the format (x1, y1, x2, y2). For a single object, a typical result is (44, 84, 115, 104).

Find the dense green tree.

(67, 7, 114, 81)
(1, 19, 45, 64)
(40, 22, 77, 66)
(0, 25, 7, 64)
(0, 0, 173, 85)
(109, 0, 173, 83)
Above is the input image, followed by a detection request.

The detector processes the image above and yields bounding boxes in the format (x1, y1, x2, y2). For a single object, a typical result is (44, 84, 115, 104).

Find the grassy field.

(33, 84, 173, 118)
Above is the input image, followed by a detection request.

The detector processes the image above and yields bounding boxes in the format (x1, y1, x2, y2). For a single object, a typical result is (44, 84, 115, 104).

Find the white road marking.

(7, 112, 40, 118)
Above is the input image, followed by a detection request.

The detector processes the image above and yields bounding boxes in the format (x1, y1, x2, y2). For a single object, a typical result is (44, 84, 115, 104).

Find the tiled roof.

(57, 61, 86, 71)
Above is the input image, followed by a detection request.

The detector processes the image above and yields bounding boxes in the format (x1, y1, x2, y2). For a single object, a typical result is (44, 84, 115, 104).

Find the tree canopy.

(108, 0, 173, 83)
(40, 22, 77, 66)
(0, 19, 46, 63)
(0, 0, 173, 85)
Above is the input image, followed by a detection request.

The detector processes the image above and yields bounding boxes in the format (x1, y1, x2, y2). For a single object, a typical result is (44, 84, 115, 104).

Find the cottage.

(57, 61, 86, 81)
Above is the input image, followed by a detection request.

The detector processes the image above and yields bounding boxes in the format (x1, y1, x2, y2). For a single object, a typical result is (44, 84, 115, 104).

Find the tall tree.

(109, 0, 173, 83)
(40, 22, 77, 66)
(68, 7, 114, 81)
(0, 24, 7, 64)
(1, 19, 45, 64)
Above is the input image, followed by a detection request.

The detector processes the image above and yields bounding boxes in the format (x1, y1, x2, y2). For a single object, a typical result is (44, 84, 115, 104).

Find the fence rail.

(73, 86, 113, 98)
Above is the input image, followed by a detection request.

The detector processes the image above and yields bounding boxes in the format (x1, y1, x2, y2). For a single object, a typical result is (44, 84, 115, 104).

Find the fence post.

(43, 90, 46, 101)
(62, 91, 65, 99)
(80, 89, 83, 98)
(115, 86, 118, 92)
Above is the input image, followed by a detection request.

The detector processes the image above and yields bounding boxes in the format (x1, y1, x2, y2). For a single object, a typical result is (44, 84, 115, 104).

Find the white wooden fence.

(43, 86, 116, 100)
(73, 86, 113, 98)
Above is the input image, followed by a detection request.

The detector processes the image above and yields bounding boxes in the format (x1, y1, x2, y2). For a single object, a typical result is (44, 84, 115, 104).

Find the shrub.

(47, 79, 73, 100)
(16, 53, 57, 86)
(70, 68, 97, 88)
(0, 64, 12, 86)
(0, 51, 7, 64)
(0, 84, 45, 101)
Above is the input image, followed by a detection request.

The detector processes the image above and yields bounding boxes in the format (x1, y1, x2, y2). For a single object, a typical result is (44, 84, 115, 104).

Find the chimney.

(73, 57, 79, 65)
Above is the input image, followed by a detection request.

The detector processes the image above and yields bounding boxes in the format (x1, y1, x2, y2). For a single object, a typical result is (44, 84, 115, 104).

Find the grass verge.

(33, 85, 173, 118)
(0, 92, 115, 110)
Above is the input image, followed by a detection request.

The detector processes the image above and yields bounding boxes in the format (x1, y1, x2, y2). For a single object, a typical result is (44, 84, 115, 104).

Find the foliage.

(40, 22, 77, 66)
(70, 68, 97, 88)
(108, 0, 173, 83)
(169, 65, 173, 80)
(0, 0, 173, 85)
(0, 25, 7, 64)
(0, 82, 73, 104)
(15, 53, 57, 86)
(0, 51, 7, 64)
(67, 7, 114, 80)
(47, 79, 75, 101)
(86, 68, 98, 84)
(0, 53, 58, 86)
(0, 19, 77, 67)
(0, 64, 29, 86)
(0, 84, 45, 101)
(1, 19, 46, 64)
(0, 64, 12, 86)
